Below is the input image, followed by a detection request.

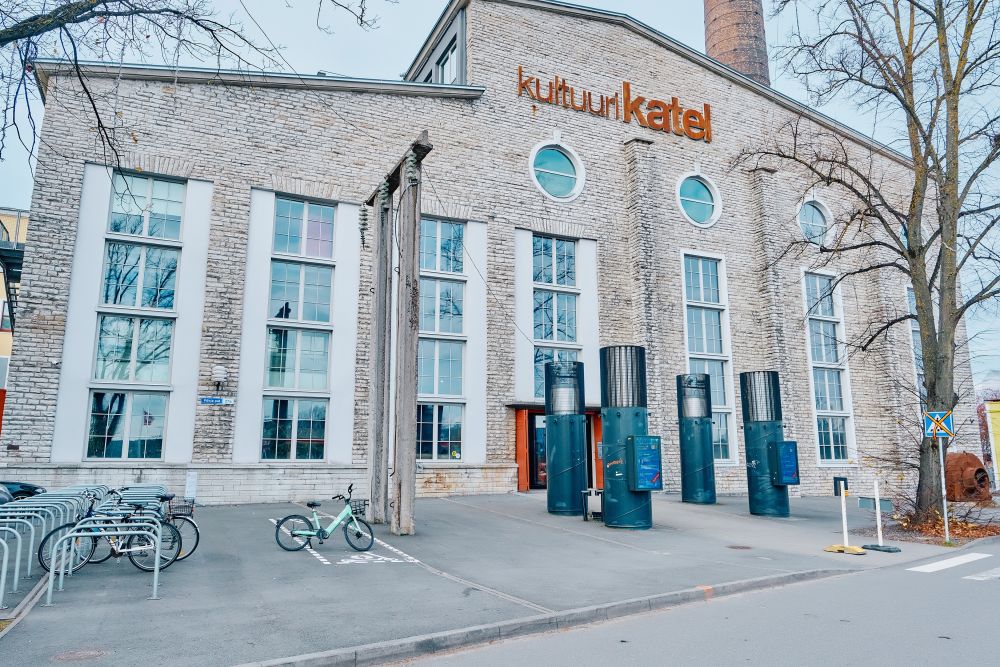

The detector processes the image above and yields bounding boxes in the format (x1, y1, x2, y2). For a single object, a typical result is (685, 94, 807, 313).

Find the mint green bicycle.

(275, 484, 374, 552)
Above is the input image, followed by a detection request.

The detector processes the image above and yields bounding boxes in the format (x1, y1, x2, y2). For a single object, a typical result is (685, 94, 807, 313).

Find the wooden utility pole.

(365, 131, 432, 536)
(366, 182, 392, 525)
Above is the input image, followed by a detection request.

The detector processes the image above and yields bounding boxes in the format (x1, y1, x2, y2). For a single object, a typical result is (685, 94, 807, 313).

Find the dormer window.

(437, 39, 459, 84)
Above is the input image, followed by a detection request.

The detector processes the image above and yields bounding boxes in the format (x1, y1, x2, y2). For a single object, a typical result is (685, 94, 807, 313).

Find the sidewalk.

(0, 492, 950, 665)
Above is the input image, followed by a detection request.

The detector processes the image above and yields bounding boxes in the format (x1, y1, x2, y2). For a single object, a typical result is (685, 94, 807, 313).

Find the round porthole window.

(799, 201, 828, 244)
(530, 144, 584, 201)
(677, 175, 719, 227)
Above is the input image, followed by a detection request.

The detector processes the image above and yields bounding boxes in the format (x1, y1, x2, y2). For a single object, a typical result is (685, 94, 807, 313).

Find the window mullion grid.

(122, 392, 133, 459)
(807, 283, 849, 461)
(291, 399, 300, 461)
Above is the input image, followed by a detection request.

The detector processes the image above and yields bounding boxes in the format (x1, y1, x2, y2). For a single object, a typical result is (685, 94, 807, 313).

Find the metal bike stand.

(0, 518, 35, 578)
(0, 526, 24, 591)
(46, 522, 162, 606)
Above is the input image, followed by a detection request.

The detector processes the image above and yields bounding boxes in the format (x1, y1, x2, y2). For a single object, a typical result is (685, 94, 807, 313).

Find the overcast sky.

(0, 0, 996, 385)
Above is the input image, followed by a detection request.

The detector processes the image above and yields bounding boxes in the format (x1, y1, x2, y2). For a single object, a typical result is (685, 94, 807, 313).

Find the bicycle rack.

(0, 527, 22, 597)
(0, 518, 34, 578)
(45, 519, 162, 606)
(0, 537, 8, 610)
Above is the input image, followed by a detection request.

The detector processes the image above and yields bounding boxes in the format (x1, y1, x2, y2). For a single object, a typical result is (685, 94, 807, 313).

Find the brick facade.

(0, 0, 979, 505)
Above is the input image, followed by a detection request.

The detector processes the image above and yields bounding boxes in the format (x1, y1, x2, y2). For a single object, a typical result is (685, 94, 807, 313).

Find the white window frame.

(85, 170, 188, 460)
(268, 259, 335, 325)
(271, 197, 337, 261)
(264, 327, 331, 392)
(109, 172, 186, 241)
(676, 171, 723, 229)
(436, 37, 459, 84)
(100, 240, 182, 313)
(419, 276, 466, 336)
(417, 402, 465, 461)
(528, 133, 586, 203)
(421, 218, 466, 275)
(260, 396, 329, 461)
(92, 313, 175, 387)
(418, 218, 468, 461)
(85, 389, 169, 461)
(418, 338, 466, 399)
(260, 196, 337, 462)
(680, 250, 737, 465)
(797, 197, 833, 246)
(532, 233, 582, 398)
(802, 269, 858, 466)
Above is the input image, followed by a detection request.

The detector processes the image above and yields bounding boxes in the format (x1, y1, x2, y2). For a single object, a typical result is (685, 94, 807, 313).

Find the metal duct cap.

(544, 361, 585, 415)
(599, 346, 647, 408)
(677, 374, 712, 419)
(739, 371, 783, 423)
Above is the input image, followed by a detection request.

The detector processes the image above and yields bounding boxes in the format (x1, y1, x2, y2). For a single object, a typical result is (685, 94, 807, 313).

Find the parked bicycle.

(275, 484, 374, 552)
(37, 489, 183, 573)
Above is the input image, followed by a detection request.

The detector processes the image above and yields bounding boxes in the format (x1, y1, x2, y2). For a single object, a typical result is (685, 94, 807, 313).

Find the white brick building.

(0, 0, 977, 504)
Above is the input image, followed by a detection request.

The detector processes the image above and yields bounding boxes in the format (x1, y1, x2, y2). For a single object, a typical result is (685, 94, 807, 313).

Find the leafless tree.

(1, 0, 379, 167)
(740, 0, 1000, 520)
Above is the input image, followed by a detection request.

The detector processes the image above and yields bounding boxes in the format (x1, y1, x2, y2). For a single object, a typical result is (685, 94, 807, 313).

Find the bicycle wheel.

(343, 516, 374, 552)
(86, 518, 118, 563)
(88, 536, 115, 563)
(126, 522, 182, 572)
(37, 523, 97, 573)
(275, 515, 313, 551)
(171, 516, 200, 561)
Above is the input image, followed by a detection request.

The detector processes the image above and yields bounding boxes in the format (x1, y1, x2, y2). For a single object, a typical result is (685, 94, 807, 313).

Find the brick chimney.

(704, 0, 771, 85)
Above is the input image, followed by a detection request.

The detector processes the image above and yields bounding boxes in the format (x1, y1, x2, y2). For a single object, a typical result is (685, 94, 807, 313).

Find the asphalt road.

(411, 540, 1000, 666)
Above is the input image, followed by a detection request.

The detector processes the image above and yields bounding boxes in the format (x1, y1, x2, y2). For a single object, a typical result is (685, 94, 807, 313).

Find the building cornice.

(32, 59, 485, 100)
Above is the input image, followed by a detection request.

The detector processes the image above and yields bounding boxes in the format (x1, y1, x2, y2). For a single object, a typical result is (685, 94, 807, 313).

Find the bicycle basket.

(170, 499, 196, 517)
(349, 499, 369, 517)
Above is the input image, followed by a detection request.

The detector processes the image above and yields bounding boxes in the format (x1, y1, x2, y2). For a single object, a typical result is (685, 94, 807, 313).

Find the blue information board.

(627, 435, 663, 491)
(768, 440, 800, 486)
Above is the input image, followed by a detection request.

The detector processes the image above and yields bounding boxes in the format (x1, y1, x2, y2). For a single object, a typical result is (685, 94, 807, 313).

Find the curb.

(234, 568, 849, 667)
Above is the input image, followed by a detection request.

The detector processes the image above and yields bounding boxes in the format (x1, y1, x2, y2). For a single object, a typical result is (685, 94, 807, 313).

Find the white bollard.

(874, 478, 884, 547)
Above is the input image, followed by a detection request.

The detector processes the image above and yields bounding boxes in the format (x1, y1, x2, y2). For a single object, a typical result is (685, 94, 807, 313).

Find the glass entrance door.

(528, 413, 598, 490)
(528, 414, 547, 489)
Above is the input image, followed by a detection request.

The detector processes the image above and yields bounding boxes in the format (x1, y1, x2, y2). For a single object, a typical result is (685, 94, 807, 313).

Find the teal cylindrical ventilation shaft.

(544, 361, 587, 515)
(600, 346, 653, 529)
(677, 374, 716, 504)
(740, 371, 790, 517)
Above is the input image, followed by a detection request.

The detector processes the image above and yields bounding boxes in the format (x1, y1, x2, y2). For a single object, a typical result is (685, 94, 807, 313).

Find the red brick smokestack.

(704, 0, 771, 86)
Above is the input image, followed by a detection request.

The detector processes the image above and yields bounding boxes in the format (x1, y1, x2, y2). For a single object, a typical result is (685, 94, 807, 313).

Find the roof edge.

(480, 0, 911, 167)
(404, 0, 469, 81)
(32, 59, 486, 99)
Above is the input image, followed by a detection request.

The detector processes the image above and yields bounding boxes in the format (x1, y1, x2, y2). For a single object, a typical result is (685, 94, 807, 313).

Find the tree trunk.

(915, 436, 943, 521)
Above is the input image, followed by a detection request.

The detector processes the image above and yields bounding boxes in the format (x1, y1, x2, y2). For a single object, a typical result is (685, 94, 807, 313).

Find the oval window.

(799, 202, 828, 244)
(532, 146, 578, 199)
(679, 176, 716, 225)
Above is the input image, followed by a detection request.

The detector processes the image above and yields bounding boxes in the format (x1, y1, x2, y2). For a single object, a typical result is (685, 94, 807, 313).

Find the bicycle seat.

(306, 501, 321, 508)
(158, 493, 175, 502)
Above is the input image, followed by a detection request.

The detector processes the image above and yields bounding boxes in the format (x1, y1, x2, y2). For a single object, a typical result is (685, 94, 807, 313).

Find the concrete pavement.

(408, 538, 1000, 666)
(0, 492, 955, 665)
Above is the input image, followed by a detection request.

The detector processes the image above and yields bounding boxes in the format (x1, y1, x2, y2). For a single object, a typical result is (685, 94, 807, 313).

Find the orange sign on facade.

(517, 66, 713, 143)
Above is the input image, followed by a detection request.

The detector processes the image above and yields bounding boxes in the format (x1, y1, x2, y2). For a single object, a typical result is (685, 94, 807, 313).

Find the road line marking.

(963, 566, 1000, 581)
(270, 518, 330, 565)
(302, 503, 553, 614)
(907, 553, 992, 573)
